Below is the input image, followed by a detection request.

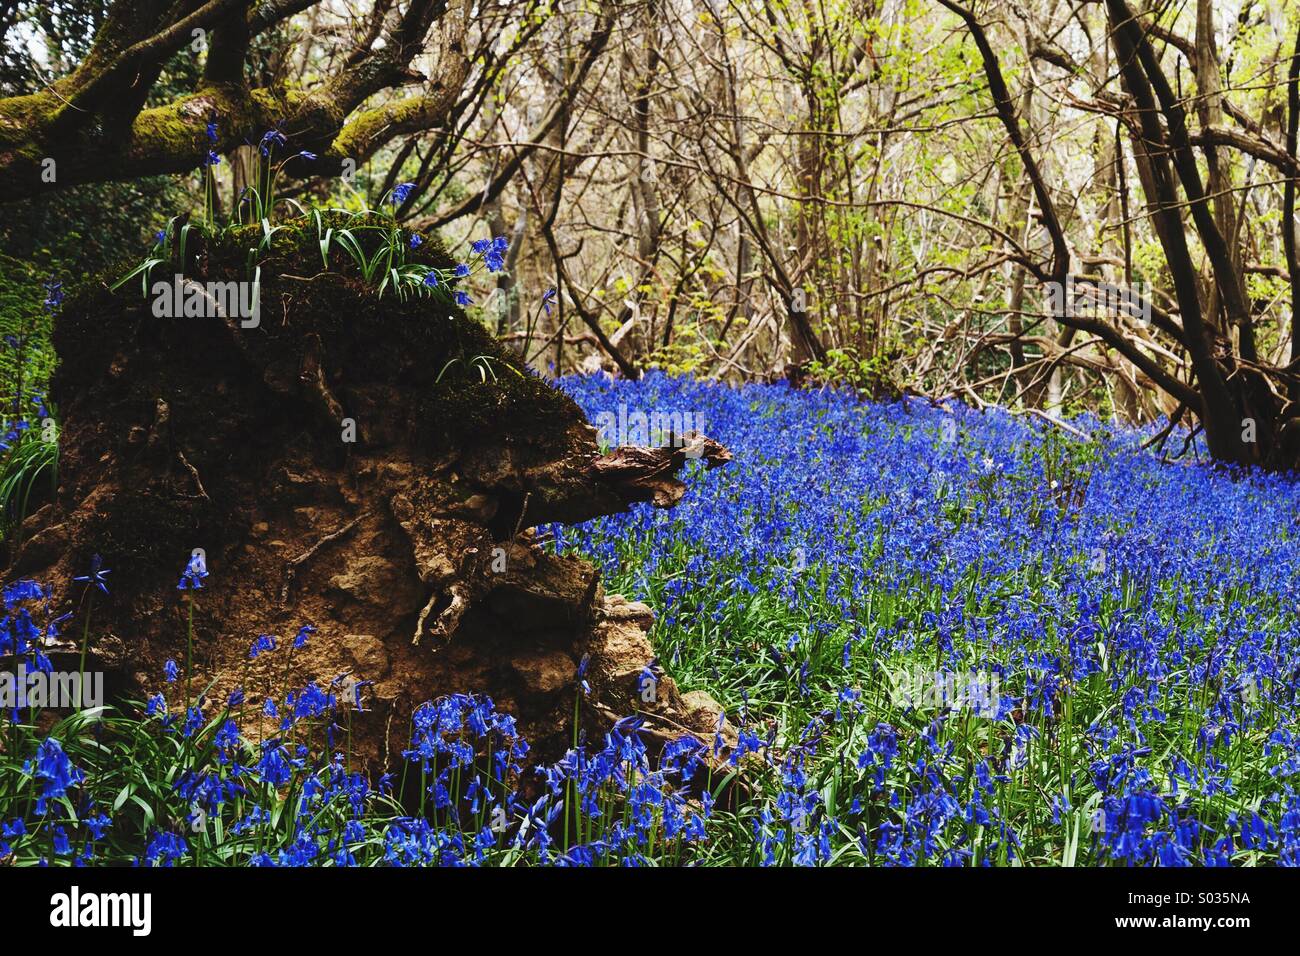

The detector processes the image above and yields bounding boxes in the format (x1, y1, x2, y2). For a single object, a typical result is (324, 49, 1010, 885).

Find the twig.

(175, 449, 210, 502)
(279, 514, 364, 604)
(411, 589, 440, 645)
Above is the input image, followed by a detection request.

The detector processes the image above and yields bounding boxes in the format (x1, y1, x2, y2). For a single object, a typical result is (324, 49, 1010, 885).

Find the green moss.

(125, 92, 239, 158)
(0, 90, 57, 146)
(330, 94, 428, 158)
(416, 372, 582, 453)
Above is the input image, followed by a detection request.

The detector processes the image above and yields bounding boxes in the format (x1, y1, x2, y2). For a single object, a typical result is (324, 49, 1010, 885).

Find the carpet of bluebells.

(4, 372, 1300, 866)
(551, 372, 1300, 866)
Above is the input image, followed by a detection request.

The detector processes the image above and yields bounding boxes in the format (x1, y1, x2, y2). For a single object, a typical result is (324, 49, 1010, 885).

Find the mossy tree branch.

(0, 0, 469, 202)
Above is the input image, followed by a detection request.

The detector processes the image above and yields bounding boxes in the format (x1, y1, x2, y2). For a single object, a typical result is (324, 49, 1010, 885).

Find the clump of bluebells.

(422, 233, 510, 307)
(0, 562, 717, 866)
(118, 121, 507, 311)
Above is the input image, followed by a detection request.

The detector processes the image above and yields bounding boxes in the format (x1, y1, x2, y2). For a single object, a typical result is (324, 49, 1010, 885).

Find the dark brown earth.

(7, 216, 733, 772)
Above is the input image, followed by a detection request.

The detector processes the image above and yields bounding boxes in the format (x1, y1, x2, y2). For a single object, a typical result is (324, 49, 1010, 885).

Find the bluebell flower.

(177, 553, 208, 590)
(391, 182, 416, 205)
(249, 634, 277, 659)
(256, 741, 295, 787)
(259, 128, 287, 157)
(576, 653, 591, 696)
(29, 738, 83, 809)
(181, 706, 204, 737)
(470, 235, 508, 272)
(143, 831, 188, 867)
(72, 554, 111, 595)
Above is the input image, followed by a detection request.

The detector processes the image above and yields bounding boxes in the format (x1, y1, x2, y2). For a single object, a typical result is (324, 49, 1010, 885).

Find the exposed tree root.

(9, 224, 735, 771)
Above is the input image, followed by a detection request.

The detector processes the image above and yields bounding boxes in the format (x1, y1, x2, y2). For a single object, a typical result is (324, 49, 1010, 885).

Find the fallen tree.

(6, 217, 732, 771)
